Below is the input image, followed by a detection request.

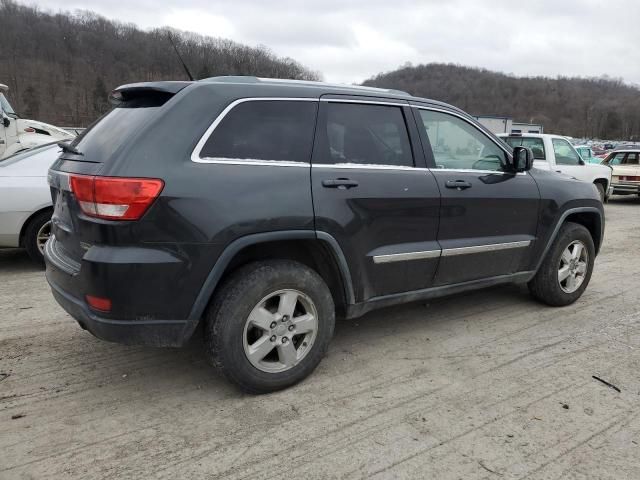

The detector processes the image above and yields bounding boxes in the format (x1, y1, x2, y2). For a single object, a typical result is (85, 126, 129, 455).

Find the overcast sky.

(32, 0, 640, 85)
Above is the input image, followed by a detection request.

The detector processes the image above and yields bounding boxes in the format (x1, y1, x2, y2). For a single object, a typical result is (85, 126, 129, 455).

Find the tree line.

(363, 63, 640, 140)
(0, 0, 319, 127)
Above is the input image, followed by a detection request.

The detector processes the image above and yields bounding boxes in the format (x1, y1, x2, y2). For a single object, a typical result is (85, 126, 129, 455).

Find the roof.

(113, 76, 466, 116)
(0, 83, 8, 92)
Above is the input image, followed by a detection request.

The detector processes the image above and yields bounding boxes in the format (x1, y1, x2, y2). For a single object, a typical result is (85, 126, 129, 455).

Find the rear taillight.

(69, 175, 164, 220)
(618, 176, 640, 182)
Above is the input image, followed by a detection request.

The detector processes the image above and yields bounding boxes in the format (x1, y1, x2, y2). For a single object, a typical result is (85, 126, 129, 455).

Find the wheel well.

(220, 239, 349, 316)
(593, 178, 608, 189)
(565, 212, 602, 253)
(19, 207, 53, 247)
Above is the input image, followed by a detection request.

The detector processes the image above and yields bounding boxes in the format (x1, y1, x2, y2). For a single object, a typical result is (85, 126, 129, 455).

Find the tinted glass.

(201, 100, 317, 162)
(318, 102, 413, 167)
(73, 106, 162, 161)
(624, 153, 640, 165)
(503, 137, 546, 160)
(552, 138, 581, 165)
(419, 110, 505, 171)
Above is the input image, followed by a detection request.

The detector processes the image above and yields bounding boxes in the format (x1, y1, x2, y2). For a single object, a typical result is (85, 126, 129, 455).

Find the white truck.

(0, 83, 74, 159)
(498, 133, 612, 202)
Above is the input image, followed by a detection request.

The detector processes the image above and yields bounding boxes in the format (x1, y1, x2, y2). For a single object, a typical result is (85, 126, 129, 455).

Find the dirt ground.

(2, 197, 640, 480)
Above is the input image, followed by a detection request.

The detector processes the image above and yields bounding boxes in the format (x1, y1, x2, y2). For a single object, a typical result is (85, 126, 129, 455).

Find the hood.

(17, 118, 75, 139)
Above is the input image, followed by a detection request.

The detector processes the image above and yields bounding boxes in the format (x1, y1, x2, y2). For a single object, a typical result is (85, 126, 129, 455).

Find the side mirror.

(511, 146, 534, 172)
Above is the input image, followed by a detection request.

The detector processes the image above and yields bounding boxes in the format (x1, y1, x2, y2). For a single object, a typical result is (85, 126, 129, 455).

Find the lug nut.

(270, 321, 277, 329)
(282, 337, 288, 344)
(270, 335, 276, 342)
(282, 315, 289, 322)
(288, 325, 295, 331)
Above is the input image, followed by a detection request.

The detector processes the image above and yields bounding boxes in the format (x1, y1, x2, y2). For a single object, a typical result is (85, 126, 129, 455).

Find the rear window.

(71, 106, 162, 161)
(199, 100, 318, 163)
(503, 136, 546, 160)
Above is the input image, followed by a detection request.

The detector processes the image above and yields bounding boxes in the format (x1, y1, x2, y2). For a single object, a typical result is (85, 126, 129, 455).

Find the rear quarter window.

(199, 100, 318, 163)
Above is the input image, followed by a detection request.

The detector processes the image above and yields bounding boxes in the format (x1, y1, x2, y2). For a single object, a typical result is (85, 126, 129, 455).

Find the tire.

(595, 183, 605, 202)
(23, 210, 52, 266)
(528, 222, 595, 306)
(205, 260, 335, 394)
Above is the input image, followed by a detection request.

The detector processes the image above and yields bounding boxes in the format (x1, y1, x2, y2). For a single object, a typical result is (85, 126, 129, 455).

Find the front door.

(551, 137, 586, 178)
(311, 97, 441, 301)
(413, 107, 540, 285)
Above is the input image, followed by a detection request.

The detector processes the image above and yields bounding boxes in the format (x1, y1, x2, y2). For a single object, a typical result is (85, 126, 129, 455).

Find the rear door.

(311, 97, 441, 301)
(414, 107, 540, 285)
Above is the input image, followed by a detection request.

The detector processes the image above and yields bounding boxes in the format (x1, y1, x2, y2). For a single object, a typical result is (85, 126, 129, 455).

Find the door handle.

(445, 180, 472, 190)
(322, 178, 359, 189)
(0, 139, 4, 144)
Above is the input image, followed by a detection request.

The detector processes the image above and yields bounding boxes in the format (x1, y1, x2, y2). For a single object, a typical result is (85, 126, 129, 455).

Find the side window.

(552, 139, 582, 165)
(200, 100, 317, 162)
(623, 153, 639, 165)
(419, 110, 506, 171)
(318, 102, 414, 167)
(607, 152, 624, 166)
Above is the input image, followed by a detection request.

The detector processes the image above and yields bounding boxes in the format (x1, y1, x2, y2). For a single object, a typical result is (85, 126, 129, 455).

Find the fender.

(187, 230, 355, 323)
(532, 206, 604, 276)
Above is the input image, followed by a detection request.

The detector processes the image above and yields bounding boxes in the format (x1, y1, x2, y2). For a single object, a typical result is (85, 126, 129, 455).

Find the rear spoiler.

(109, 81, 191, 105)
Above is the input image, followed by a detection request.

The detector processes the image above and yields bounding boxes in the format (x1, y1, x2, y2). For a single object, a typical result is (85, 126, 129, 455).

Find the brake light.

(69, 175, 164, 220)
(619, 176, 640, 182)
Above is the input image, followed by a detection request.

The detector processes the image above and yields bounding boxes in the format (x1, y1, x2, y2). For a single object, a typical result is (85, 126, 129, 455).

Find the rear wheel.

(528, 222, 595, 306)
(205, 260, 335, 394)
(23, 210, 52, 266)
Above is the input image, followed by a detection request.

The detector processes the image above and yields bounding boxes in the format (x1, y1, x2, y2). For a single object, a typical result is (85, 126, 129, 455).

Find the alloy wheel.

(242, 289, 318, 373)
(558, 240, 588, 293)
(36, 220, 52, 255)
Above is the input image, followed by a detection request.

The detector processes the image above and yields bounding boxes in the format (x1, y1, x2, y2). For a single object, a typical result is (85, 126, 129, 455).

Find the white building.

(474, 115, 543, 135)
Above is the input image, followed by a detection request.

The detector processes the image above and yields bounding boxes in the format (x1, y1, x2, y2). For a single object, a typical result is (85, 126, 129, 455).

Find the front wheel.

(528, 222, 595, 306)
(205, 260, 335, 394)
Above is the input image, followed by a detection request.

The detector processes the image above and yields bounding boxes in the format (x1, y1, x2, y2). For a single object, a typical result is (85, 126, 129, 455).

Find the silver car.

(0, 142, 61, 264)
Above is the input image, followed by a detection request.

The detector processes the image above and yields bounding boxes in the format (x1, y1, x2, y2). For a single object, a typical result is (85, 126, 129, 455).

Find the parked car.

(602, 149, 640, 195)
(45, 77, 605, 393)
(575, 145, 603, 164)
(499, 133, 612, 201)
(0, 142, 61, 263)
(1, 83, 74, 159)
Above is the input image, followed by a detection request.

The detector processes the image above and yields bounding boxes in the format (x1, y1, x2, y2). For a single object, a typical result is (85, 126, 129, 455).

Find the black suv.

(45, 77, 604, 393)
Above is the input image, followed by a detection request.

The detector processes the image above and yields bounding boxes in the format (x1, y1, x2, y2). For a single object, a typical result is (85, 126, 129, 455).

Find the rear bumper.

(44, 236, 201, 347)
(611, 182, 640, 195)
(47, 277, 193, 346)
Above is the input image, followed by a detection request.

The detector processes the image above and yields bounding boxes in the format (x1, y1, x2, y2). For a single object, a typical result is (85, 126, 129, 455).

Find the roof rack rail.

(199, 76, 410, 96)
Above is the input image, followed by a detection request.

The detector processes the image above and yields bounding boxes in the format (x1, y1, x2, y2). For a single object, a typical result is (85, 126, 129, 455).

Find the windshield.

(0, 93, 17, 117)
(503, 136, 546, 160)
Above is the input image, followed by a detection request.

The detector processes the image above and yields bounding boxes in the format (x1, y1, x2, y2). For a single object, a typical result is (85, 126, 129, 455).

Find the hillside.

(363, 63, 640, 140)
(0, 0, 318, 127)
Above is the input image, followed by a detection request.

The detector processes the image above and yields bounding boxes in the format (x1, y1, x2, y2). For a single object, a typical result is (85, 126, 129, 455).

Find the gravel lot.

(2, 197, 640, 479)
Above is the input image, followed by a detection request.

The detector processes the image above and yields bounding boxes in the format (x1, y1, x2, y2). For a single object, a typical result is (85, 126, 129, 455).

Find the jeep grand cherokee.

(45, 77, 604, 393)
